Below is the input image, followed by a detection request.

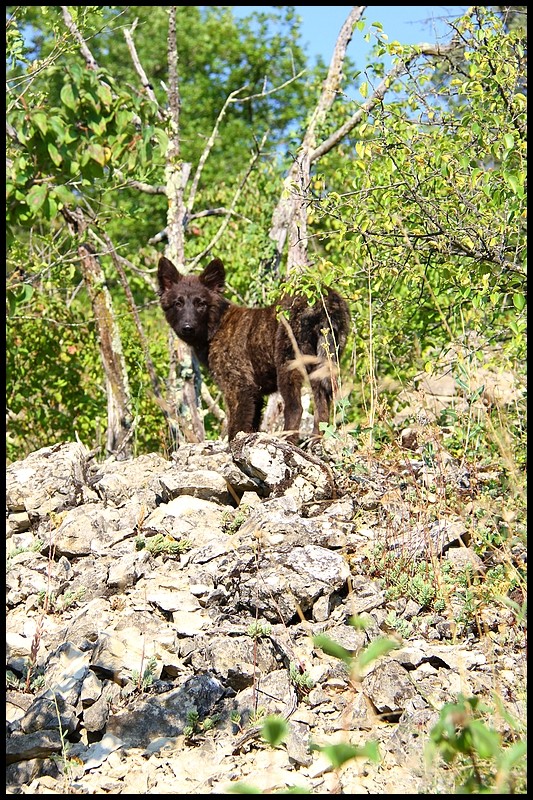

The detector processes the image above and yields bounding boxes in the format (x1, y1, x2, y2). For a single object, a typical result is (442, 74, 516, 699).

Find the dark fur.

(157, 256, 350, 442)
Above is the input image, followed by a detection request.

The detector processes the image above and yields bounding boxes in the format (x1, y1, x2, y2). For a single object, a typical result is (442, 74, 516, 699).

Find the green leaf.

(226, 783, 261, 794)
(48, 116, 67, 144)
(503, 133, 514, 150)
(467, 719, 501, 760)
(504, 172, 520, 195)
(261, 715, 288, 748)
(26, 183, 48, 213)
(513, 293, 526, 311)
(47, 142, 63, 167)
(86, 143, 106, 166)
(313, 633, 353, 667)
(498, 740, 527, 773)
(15, 284, 34, 305)
(32, 112, 48, 136)
(359, 81, 368, 99)
(357, 637, 400, 670)
(311, 740, 380, 769)
(60, 83, 77, 111)
(97, 82, 113, 107)
(152, 127, 169, 154)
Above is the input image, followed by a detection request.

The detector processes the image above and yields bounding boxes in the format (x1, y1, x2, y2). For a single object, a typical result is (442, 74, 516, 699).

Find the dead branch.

(311, 39, 460, 163)
(188, 130, 269, 270)
(185, 86, 247, 215)
(123, 18, 165, 121)
(60, 6, 99, 71)
(269, 6, 366, 271)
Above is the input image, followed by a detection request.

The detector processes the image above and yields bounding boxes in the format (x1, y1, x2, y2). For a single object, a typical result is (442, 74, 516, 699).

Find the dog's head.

(157, 256, 226, 345)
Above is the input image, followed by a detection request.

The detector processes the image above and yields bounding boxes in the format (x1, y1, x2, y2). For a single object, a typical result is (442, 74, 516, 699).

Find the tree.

(6, 6, 526, 462)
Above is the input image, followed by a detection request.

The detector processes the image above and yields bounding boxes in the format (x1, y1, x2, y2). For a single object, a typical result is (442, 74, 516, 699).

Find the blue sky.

(232, 6, 468, 66)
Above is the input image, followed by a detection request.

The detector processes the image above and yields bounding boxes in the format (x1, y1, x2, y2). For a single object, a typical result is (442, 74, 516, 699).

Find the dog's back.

(158, 255, 350, 441)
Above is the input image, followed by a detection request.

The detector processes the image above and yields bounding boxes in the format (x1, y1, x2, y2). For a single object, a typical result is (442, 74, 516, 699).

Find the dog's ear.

(157, 256, 181, 293)
(200, 258, 225, 293)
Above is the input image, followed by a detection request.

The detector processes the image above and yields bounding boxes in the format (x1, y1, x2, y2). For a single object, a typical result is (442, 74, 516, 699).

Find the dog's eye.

(174, 297, 184, 307)
(194, 298, 207, 309)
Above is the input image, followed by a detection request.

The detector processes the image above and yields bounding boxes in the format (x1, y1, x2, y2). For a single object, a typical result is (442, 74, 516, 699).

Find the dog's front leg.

(224, 388, 262, 441)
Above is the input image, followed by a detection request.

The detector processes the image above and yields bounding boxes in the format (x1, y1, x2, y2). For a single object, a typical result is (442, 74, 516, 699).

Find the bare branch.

(229, 69, 307, 103)
(189, 207, 253, 223)
(113, 171, 167, 194)
(186, 86, 247, 214)
(189, 131, 269, 269)
(269, 6, 367, 270)
(164, 6, 187, 267)
(311, 39, 460, 163)
(60, 6, 99, 71)
(304, 6, 366, 148)
(187, 70, 308, 216)
(123, 19, 165, 121)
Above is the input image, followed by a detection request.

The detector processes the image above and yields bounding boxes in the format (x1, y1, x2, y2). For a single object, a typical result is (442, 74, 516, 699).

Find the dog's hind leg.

(277, 366, 304, 444)
(310, 375, 333, 436)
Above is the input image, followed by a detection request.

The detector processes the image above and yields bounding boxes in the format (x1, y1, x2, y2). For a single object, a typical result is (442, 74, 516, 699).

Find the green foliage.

(427, 694, 527, 793)
(311, 7, 526, 430)
(222, 506, 251, 535)
(260, 715, 288, 748)
(131, 654, 158, 692)
(246, 620, 272, 639)
(6, 538, 43, 570)
(183, 707, 220, 740)
(37, 587, 86, 614)
(134, 533, 190, 556)
(5, 6, 527, 489)
(310, 740, 380, 769)
(289, 662, 315, 694)
(6, 662, 45, 693)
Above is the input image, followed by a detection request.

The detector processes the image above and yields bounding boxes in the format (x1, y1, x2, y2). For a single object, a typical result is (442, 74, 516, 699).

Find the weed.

(134, 532, 191, 556)
(131, 654, 158, 692)
(222, 506, 250, 535)
(51, 692, 80, 793)
(384, 610, 413, 638)
(6, 537, 43, 570)
(246, 620, 272, 639)
(37, 587, 86, 614)
(249, 706, 267, 726)
(289, 661, 314, 696)
(183, 708, 220, 741)
(6, 661, 46, 693)
(426, 694, 527, 793)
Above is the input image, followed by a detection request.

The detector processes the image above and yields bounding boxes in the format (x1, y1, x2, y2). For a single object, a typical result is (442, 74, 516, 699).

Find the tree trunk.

(57, 202, 134, 460)
(163, 6, 205, 444)
(269, 6, 366, 273)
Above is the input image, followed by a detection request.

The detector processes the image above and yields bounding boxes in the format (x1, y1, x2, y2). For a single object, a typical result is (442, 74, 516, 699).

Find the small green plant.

(246, 620, 272, 639)
(249, 706, 267, 726)
(36, 587, 86, 614)
(426, 694, 527, 793)
(289, 661, 315, 696)
(384, 609, 413, 638)
(183, 707, 220, 740)
(134, 533, 191, 555)
(51, 692, 79, 792)
(6, 662, 46, 693)
(131, 654, 158, 692)
(230, 710, 243, 733)
(221, 506, 250, 534)
(261, 715, 289, 748)
(6, 537, 43, 570)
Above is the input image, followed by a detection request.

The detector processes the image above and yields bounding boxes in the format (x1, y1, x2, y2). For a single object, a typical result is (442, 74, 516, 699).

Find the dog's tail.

(318, 292, 350, 361)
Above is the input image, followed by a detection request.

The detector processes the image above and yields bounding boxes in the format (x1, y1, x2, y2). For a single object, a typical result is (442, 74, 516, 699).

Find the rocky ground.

(6, 429, 527, 794)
